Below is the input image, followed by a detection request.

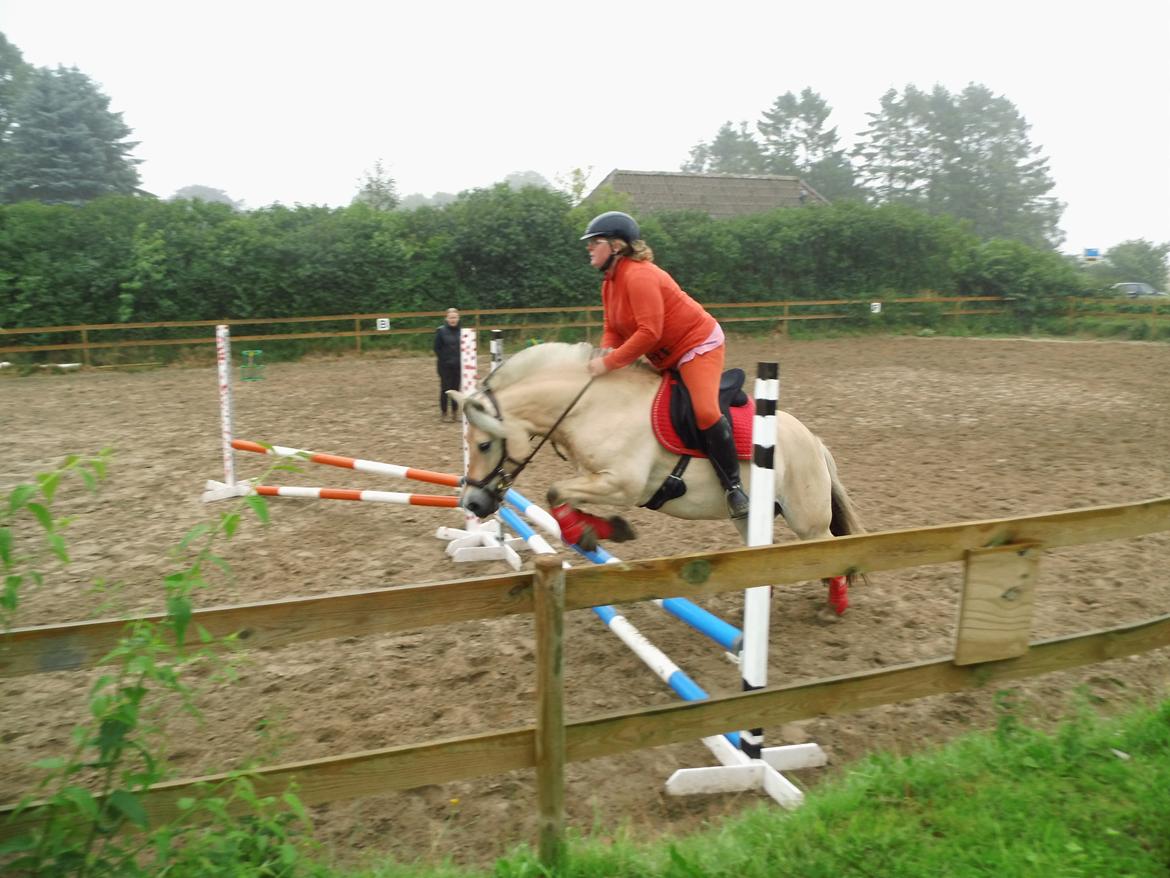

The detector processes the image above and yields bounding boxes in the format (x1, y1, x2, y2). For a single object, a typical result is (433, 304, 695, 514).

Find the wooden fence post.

(954, 543, 1041, 665)
(533, 556, 567, 869)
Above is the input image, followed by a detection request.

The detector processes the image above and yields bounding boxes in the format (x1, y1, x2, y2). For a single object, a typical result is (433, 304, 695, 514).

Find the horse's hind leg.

(775, 471, 850, 616)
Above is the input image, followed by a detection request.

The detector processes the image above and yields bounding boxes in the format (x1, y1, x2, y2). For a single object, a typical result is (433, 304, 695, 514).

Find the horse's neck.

(497, 372, 586, 433)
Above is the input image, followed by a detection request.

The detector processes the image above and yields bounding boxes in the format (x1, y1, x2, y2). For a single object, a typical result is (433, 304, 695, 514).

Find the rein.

(465, 375, 596, 497)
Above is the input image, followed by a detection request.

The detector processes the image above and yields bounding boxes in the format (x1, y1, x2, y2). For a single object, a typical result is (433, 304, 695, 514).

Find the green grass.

(334, 695, 1170, 878)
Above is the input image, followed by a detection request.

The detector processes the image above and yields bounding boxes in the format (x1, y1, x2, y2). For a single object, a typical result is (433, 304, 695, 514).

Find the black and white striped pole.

(666, 362, 826, 808)
(739, 362, 779, 759)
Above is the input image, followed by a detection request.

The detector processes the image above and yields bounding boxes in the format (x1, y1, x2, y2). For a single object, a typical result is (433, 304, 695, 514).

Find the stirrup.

(726, 486, 750, 520)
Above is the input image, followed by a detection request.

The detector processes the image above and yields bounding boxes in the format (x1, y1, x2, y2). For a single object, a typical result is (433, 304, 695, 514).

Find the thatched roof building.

(584, 169, 829, 220)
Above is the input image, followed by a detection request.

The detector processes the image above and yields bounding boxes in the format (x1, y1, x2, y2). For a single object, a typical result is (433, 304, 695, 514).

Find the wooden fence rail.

(1, 496, 1168, 857)
(0, 295, 1011, 364)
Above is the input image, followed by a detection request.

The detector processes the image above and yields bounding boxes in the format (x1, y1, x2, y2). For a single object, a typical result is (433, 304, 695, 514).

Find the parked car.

(1110, 282, 1169, 298)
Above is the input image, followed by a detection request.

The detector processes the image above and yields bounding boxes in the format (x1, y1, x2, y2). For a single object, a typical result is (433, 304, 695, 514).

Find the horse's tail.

(821, 441, 868, 588)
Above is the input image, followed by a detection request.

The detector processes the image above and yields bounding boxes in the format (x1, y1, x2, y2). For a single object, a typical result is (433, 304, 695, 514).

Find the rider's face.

(586, 237, 614, 269)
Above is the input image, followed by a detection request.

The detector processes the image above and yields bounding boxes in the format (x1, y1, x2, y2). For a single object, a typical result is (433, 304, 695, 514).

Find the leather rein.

(462, 375, 596, 499)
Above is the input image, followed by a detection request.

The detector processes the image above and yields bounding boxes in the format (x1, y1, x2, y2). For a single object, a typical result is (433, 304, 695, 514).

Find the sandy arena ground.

(2, 335, 1168, 868)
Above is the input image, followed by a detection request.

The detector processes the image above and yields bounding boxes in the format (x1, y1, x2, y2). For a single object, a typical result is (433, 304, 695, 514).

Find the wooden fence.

(2, 496, 1168, 865)
(0, 295, 1011, 366)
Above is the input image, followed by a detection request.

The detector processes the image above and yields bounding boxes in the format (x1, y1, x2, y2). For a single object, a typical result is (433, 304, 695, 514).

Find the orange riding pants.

(676, 344, 725, 430)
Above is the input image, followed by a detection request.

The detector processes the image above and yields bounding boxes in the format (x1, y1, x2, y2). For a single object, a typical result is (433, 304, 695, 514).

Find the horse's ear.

(461, 395, 508, 439)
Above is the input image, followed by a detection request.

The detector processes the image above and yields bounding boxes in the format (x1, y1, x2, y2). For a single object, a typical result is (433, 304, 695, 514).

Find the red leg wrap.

(550, 504, 615, 546)
(827, 576, 849, 615)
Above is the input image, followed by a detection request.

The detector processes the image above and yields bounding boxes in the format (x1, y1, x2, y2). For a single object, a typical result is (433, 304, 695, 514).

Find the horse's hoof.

(608, 516, 636, 542)
(578, 527, 598, 552)
(546, 487, 562, 506)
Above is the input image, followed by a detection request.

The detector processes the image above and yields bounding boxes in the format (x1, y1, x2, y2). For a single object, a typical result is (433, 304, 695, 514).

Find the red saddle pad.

(649, 372, 755, 460)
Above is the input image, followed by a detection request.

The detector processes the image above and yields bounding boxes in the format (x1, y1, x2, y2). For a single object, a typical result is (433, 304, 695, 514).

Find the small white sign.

(375, 318, 390, 331)
(870, 302, 882, 314)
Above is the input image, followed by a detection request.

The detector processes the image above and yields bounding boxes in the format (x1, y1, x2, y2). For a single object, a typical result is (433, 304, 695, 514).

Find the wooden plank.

(0, 726, 535, 842)
(564, 611, 1170, 763)
(4, 611, 1166, 843)
(3, 497, 1166, 678)
(533, 557, 566, 869)
(561, 496, 1170, 610)
(0, 572, 533, 677)
(954, 544, 1040, 665)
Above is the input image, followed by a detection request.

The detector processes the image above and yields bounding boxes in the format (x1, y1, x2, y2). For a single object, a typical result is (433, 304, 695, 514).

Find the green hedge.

(0, 186, 1090, 329)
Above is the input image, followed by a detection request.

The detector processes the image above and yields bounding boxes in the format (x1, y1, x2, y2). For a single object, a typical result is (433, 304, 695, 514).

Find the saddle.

(641, 369, 755, 511)
(650, 368, 755, 459)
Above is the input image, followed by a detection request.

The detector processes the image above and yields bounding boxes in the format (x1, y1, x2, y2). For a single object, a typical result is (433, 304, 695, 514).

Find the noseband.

(463, 375, 596, 502)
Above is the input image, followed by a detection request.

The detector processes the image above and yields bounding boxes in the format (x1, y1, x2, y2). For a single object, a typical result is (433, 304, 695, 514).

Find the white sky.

(3, 0, 1168, 254)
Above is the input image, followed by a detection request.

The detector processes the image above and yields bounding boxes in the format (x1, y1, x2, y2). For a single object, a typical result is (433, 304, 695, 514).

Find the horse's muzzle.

(460, 485, 502, 518)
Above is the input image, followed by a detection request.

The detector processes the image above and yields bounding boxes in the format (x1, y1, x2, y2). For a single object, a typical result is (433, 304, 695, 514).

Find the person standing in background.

(433, 307, 462, 422)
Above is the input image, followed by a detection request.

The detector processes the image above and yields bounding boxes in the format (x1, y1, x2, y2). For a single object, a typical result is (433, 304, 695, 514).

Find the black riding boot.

(699, 416, 750, 520)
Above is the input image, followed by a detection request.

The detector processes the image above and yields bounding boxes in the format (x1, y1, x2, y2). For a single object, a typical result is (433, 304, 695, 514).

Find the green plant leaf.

(25, 501, 53, 532)
(38, 471, 61, 503)
(179, 523, 212, 550)
(46, 533, 69, 563)
(221, 512, 241, 538)
(61, 785, 100, 819)
(168, 594, 192, 645)
(245, 494, 270, 523)
(8, 483, 36, 512)
(107, 789, 149, 828)
(0, 527, 12, 566)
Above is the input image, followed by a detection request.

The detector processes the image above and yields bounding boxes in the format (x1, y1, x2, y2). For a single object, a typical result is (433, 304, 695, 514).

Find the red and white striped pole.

(216, 325, 236, 487)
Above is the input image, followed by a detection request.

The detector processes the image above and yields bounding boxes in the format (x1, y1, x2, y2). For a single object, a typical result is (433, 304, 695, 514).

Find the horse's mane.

(486, 341, 660, 391)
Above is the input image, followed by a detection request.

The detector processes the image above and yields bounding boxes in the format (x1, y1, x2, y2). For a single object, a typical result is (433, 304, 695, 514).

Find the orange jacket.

(599, 259, 717, 371)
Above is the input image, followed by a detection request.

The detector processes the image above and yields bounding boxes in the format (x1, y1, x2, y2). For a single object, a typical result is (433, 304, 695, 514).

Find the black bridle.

(463, 375, 596, 501)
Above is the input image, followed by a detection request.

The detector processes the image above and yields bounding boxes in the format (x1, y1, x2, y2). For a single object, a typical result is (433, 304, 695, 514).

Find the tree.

(1083, 239, 1170, 290)
(0, 64, 141, 205)
(0, 32, 33, 143)
(398, 191, 457, 210)
(351, 159, 398, 211)
(169, 184, 238, 208)
(853, 83, 1063, 248)
(681, 121, 765, 174)
(757, 88, 857, 200)
(554, 166, 593, 205)
(503, 170, 551, 190)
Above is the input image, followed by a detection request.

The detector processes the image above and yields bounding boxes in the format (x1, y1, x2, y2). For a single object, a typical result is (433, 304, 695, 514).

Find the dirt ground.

(2, 335, 1169, 869)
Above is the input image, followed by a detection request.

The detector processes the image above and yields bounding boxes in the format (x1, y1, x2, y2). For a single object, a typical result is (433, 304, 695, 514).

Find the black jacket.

(433, 323, 462, 369)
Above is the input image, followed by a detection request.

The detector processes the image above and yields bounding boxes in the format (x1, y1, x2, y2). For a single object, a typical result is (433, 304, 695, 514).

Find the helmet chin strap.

(597, 241, 620, 273)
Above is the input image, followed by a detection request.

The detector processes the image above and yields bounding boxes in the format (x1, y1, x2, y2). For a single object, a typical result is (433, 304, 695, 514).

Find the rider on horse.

(581, 211, 750, 521)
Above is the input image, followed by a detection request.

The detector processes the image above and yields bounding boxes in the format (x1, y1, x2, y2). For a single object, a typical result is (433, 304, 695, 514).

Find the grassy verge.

(342, 695, 1170, 878)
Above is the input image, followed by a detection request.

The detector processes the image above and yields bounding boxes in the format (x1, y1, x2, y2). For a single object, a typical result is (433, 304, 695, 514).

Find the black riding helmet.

(580, 211, 640, 243)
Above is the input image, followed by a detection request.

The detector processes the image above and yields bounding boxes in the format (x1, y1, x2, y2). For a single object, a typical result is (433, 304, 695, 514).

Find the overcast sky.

(3, 0, 1168, 255)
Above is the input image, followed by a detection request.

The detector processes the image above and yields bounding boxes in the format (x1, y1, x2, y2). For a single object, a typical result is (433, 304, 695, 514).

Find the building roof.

(584, 169, 829, 220)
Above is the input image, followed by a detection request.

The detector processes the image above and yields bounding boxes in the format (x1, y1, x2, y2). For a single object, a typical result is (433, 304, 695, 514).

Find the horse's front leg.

(546, 471, 641, 551)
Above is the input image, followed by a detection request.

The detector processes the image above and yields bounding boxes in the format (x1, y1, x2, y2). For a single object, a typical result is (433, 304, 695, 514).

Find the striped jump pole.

(229, 439, 461, 488)
(504, 491, 743, 653)
(216, 325, 236, 488)
(665, 362, 827, 808)
(497, 506, 740, 748)
(249, 485, 458, 507)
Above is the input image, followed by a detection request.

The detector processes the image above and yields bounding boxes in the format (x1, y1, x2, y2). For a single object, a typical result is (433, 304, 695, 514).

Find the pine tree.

(351, 159, 399, 211)
(757, 88, 857, 200)
(0, 64, 141, 204)
(853, 83, 1063, 247)
(681, 122, 765, 174)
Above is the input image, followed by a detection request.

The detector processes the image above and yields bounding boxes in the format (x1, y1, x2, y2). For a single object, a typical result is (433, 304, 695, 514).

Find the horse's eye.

(477, 441, 493, 453)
